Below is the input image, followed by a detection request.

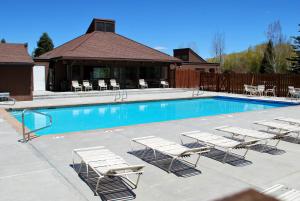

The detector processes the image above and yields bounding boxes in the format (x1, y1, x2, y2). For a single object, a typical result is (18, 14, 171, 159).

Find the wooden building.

(173, 48, 220, 73)
(36, 18, 181, 91)
(0, 43, 34, 100)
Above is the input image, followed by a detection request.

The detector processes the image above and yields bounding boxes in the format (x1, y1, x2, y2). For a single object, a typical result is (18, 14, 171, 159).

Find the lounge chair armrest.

(181, 146, 211, 156)
(106, 165, 145, 175)
(73, 146, 105, 153)
(237, 139, 259, 148)
(131, 136, 156, 142)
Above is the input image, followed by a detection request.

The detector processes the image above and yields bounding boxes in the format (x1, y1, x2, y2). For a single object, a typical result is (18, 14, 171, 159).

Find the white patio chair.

(72, 146, 144, 195)
(216, 126, 285, 150)
(265, 86, 276, 97)
(82, 80, 93, 91)
(138, 79, 148, 89)
(244, 84, 257, 96)
(110, 79, 120, 90)
(131, 136, 210, 173)
(72, 80, 82, 92)
(180, 131, 258, 163)
(98, 80, 107, 91)
(263, 184, 300, 201)
(160, 81, 169, 88)
(257, 85, 265, 96)
(287, 86, 300, 99)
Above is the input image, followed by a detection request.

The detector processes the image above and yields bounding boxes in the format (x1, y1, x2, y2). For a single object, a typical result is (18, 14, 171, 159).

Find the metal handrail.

(114, 90, 128, 101)
(192, 86, 204, 97)
(21, 109, 52, 142)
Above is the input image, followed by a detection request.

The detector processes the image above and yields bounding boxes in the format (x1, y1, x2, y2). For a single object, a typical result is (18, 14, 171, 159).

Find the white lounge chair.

(98, 80, 107, 91)
(72, 146, 144, 195)
(72, 80, 82, 92)
(244, 84, 257, 96)
(287, 86, 300, 99)
(110, 79, 120, 90)
(160, 80, 169, 88)
(263, 184, 300, 201)
(82, 80, 93, 91)
(180, 131, 258, 163)
(275, 117, 300, 125)
(254, 120, 300, 142)
(265, 86, 276, 97)
(131, 136, 210, 173)
(138, 79, 148, 89)
(257, 85, 265, 96)
(215, 126, 283, 150)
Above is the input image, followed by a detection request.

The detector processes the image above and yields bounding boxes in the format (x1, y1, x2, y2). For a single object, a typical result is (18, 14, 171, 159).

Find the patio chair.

(98, 80, 107, 91)
(244, 84, 257, 96)
(72, 146, 145, 195)
(72, 80, 82, 92)
(254, 120, 300, 142)
(131, 136, 210, 173)
(0, 92, 15, 105)
(160, 80, 169, 88)
(110, 79, 120, 90)
(265, 86, 276, 97)
(257, 85, 265, 96)
(82, 80, 93, 91)
(287, 86, 300, 99)
(138, 79, 148, 89)
(263, 184, 300, 201)
(180, 131, 259, 163)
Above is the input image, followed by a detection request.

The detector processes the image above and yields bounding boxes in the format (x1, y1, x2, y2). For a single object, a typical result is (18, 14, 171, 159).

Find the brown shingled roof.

(38, 31, 180, 62)
(0, 43, 34, 65)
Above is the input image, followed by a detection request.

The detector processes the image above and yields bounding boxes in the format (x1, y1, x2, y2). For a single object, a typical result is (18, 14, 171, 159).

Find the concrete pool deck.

(0, 90, 300, 201)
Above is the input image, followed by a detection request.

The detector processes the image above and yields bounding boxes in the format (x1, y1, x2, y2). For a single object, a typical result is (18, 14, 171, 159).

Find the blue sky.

(0, 0, 299, 58)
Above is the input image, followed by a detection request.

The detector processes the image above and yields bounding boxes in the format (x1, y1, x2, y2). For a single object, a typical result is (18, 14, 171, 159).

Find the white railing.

(192, 86, 205, 97)
(21, 109, 52, 142)
(114, 90, 128, 101)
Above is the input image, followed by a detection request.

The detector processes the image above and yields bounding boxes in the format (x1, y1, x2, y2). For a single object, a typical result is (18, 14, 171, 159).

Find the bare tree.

(211, 32, 225, 66)
(266, 20, 283, 45)
(265, 20, 291, 73)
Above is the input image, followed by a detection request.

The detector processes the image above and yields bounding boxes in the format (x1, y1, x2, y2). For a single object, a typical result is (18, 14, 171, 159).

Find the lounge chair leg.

(243, 147, 250, 158)
(194, 153, 201, 167)
(222, 150, 231, 163)
(168, 157, 176, 173)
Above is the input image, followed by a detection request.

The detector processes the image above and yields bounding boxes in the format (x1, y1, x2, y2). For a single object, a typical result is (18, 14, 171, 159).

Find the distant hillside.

(208, 42, 293, 73)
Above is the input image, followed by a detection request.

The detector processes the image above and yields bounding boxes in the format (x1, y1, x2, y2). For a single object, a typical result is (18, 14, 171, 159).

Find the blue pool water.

(11, 97, 295, 135)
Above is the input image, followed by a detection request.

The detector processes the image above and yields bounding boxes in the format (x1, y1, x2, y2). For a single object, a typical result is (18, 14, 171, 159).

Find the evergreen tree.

(33, 33, 54, 57)
(288, 25, 300, 73)
(260, 40, 275, 73)
(0, 38, 6, 43)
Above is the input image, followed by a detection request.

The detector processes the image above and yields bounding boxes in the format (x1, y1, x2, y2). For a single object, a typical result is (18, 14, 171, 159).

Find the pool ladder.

(114, 90, 128, 102)
(21, 109, 52, 142)
(192, 86, 205, 97)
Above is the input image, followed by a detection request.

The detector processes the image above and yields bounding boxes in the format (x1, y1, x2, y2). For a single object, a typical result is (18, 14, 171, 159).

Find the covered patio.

(36, 18, 181, 92)
(49, 60, 172, 91)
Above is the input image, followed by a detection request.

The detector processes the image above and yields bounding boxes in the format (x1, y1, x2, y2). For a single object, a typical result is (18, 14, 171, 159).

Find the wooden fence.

(171, 69, 300, 97)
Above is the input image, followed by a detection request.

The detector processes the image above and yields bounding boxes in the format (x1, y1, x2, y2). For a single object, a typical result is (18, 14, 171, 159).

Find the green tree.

(33, 33, 54, 57)
(1, 38, 6, 43)
(260, 40, 275, 73)
(288, 25, 300, 73)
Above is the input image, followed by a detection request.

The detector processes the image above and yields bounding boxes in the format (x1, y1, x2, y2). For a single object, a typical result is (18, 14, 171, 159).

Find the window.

(92, 67, 110, 79)
(95, 22, 114, 32)
(95, 22, 105, 32)
(105, 23, 114, 32)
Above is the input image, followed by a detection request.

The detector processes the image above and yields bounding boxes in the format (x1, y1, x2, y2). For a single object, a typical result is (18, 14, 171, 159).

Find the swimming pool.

(11, 96, 296, 135)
